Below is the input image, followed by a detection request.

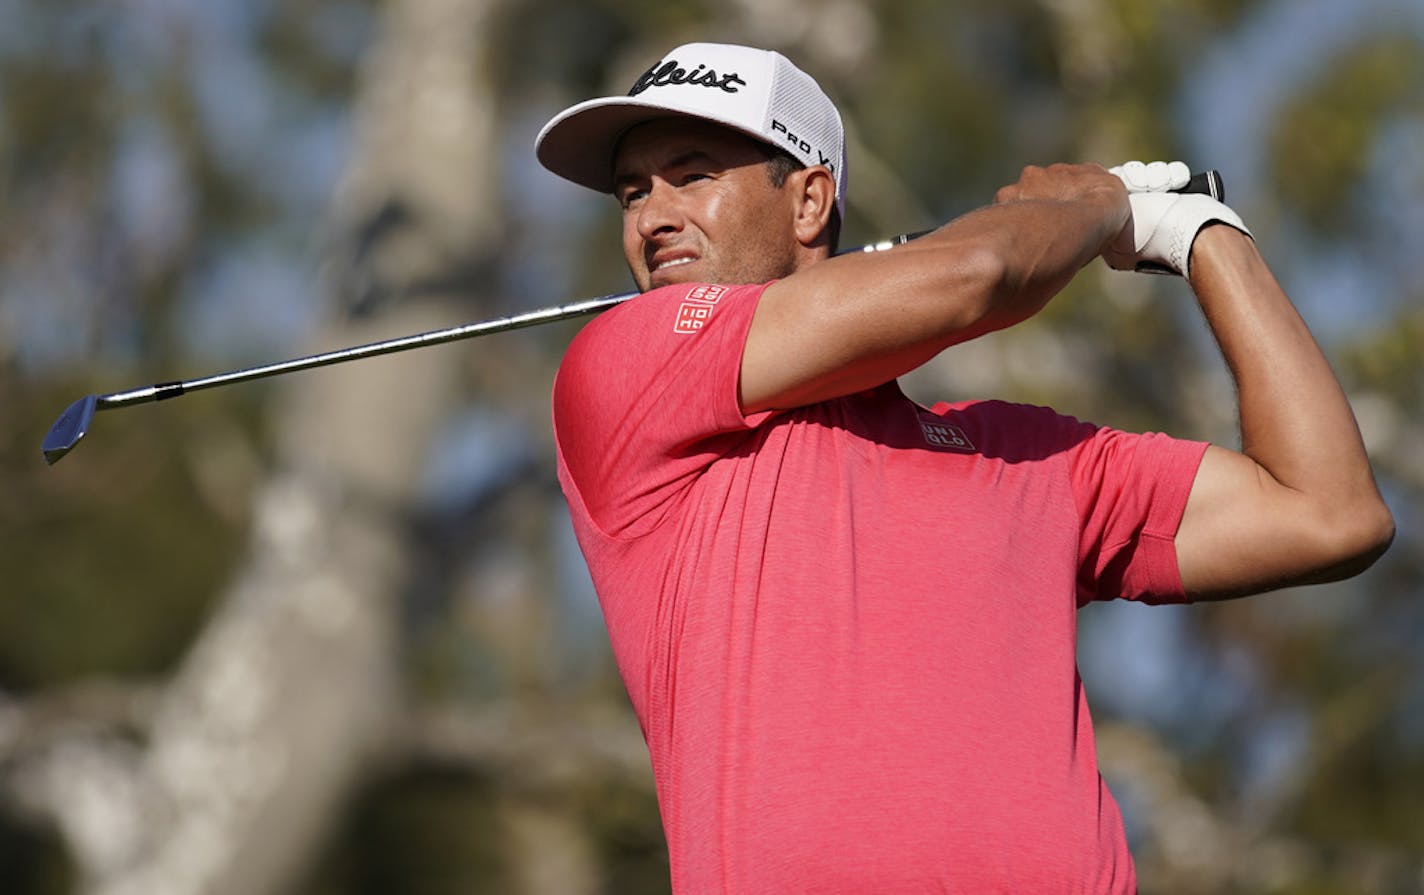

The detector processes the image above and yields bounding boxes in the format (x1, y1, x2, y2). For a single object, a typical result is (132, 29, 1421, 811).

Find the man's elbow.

(1352, 496, 1396, 570)
(1318, 494, 1395, 580)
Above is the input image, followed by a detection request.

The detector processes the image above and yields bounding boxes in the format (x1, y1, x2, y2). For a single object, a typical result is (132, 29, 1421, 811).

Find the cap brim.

(535, 96, 772, 196)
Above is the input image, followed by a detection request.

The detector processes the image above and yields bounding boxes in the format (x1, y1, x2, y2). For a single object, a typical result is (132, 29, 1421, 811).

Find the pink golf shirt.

(553, 281, 1207, 892)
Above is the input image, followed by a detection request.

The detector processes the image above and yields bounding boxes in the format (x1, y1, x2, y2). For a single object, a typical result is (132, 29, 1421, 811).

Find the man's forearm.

(1177, 225, 1393, 593)
(834, 182, 1129, 342)
(1190, 227, 1370, 494)
(932, 193, 1126, 333)
(742, 168, 1128, 412)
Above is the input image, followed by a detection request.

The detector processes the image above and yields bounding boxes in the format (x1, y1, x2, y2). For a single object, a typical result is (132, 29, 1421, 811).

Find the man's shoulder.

(553, 279, 773, 433)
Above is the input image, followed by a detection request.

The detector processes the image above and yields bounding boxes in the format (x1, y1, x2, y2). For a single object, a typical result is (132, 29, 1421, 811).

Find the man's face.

(612, 118, 803, 292)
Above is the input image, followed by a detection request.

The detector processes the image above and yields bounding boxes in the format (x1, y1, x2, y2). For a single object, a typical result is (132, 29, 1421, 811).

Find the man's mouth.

(651, 256, 696, 274)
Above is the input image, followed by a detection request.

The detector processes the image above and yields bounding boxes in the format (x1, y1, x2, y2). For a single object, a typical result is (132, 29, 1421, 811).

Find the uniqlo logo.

(674, 302, 713, 333)
(686, 284, 728, 304)
(921, 421, 975, 451)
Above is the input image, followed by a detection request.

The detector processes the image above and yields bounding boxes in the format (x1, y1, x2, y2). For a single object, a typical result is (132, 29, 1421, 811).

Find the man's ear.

(791, 166, 837, 249)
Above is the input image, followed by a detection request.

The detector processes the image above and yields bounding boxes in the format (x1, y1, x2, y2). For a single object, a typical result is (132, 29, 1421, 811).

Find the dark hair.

(757, 144, 842, 253)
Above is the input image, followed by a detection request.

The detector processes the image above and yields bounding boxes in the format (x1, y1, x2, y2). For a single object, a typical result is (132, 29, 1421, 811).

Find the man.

(535, 42, 1393, 891)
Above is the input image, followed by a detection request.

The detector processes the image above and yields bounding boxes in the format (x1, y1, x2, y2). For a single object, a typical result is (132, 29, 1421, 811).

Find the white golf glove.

(1104, 160, 1252, 278)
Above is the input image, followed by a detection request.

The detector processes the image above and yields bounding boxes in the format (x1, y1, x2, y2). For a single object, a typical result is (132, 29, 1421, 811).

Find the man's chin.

(647, 265, 702, 291)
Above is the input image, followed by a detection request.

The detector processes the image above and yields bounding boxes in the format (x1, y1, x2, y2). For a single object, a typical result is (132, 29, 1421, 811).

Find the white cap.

(535, 42, 847, 216)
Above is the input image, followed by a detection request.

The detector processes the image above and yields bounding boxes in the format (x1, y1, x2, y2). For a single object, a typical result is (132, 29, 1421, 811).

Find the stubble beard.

(638, 239, 801, 292)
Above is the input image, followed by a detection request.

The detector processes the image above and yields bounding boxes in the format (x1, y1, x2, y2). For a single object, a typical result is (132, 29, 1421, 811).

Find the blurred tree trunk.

(12, 1, 514, 892)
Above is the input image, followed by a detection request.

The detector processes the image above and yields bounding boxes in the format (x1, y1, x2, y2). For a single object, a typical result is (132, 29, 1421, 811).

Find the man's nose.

(635, 179, 682, 240)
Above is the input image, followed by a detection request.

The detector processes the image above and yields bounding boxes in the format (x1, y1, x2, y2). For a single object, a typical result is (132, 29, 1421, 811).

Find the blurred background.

(2, 0, 1421, 892)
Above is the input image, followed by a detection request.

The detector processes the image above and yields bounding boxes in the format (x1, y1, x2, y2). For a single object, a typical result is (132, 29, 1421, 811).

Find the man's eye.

(621, 189, 647, 209)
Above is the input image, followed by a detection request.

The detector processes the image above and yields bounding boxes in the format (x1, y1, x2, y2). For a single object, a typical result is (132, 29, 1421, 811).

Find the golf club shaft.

(42, 168, 1224, 464)
(92, 168, 1223, 409)
(94, 292, 636, 410)
(93, 229, 958, 410)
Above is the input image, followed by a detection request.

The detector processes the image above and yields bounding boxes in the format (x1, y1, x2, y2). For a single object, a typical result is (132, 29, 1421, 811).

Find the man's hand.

(1104, 160, 1252, 277)
(1110, 159, 1192, 193)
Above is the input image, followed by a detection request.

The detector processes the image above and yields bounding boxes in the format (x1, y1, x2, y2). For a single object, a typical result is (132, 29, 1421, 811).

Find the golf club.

(41, 170, 1223, 465)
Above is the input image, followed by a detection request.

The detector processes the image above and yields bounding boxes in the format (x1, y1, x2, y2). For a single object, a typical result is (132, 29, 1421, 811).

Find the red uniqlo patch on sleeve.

(686, 284, 728, 304)
(673, 284, 728, 333)
(674, 302, 714, 334)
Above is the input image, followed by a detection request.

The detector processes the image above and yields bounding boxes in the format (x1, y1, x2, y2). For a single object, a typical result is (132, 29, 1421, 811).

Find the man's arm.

(1175, 226, 1394, 598)
(740, 164, 1129, 413)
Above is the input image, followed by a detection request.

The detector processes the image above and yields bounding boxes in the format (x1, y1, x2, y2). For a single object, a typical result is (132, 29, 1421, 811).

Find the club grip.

(1179, 169, 1224, 201)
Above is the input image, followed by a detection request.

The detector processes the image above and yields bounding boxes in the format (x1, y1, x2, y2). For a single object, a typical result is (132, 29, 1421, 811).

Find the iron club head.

(42, 394, 97, 465)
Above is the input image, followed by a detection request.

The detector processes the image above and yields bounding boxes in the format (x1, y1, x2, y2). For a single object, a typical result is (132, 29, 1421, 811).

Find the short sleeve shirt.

(554, 281, 1207, 893)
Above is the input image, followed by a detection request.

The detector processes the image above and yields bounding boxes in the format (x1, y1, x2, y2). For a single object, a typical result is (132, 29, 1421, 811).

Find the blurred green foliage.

(1270, 34, 1424, 235)
(0, 802, 72, 895)
(0, 381, 256, 689)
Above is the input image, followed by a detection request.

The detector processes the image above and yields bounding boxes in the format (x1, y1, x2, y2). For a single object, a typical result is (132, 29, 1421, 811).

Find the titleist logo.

(628, 59, 747, 96)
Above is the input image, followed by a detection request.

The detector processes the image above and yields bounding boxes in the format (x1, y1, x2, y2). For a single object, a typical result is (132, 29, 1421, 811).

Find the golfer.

(536, 42, 1392, 892)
